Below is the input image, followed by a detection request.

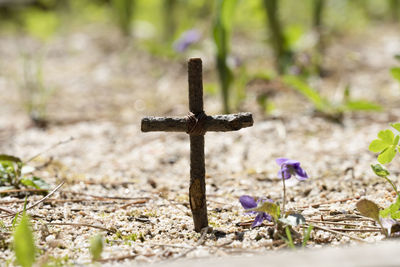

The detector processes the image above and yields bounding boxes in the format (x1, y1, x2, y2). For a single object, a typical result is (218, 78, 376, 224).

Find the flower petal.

(277, 167, 292, 179)
(251, 213, 265, 228)
(275, 158, 289, 166)
(284, 159, 300, 168)
(262, 213, 272, 222)
(239, 195, 257, 209)
(294, 165, 308, 180)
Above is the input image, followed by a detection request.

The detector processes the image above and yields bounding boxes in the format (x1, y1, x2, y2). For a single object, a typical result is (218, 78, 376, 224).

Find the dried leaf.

(356, 199, 380, 221)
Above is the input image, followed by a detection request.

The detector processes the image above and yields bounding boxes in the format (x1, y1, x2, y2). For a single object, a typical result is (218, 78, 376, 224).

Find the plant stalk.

(281, 169, 286, 215)
(383, 176, 400, 198)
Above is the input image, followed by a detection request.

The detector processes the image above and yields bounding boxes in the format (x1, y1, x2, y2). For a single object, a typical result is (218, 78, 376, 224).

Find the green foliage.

(0, 154, 49, 192)
(302, 224, 313, 247)
(284, 226, 295, 249)
(111, 0, 135, 36)
(356, 198, 400, 237)
(250, 201, 280, 221)
(0, 154, 23, 190)
(162, 0, 178, 42)
(20, 8, 59, 41)
(391, 123, 400, 132)
(390, 68, 400, 83)
(20, 176, 51, 190)
(369, 127, 400, 164)
(343, 100, 382, 111)
(20, 55, 56, 128)
(283, 75, 380, 119)
(380, 197, 400, 219)
(213, 0, 237, 113)
(89, 234, 104, 262)
(13, 213, 36, 267)
(283, 75, 327, 111)
(371, 164, 390, 177)
(263, 0, 293, 73)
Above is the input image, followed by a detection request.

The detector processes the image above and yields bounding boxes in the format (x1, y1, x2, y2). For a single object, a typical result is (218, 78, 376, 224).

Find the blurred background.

(0, 0, 399, 129)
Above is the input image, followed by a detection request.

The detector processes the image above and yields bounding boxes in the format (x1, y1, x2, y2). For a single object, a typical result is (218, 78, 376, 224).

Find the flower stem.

(281, 169, 286, 216)
(383, 176, 400, 198)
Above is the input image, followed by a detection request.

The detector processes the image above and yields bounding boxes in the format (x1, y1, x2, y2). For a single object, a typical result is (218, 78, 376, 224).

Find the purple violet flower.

(239, 195, 272, 228)
(276, 158, 308, 180)
(173, 29, 201, 52)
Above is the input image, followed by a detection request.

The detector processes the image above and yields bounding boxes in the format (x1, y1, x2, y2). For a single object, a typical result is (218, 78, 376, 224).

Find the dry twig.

(306, 224, 369, 243)
(45, 222, 116, 233)
(1, 181, 65, 218)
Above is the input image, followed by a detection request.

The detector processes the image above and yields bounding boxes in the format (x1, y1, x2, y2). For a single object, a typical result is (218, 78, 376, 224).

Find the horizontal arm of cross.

(141, 112, 253, 133)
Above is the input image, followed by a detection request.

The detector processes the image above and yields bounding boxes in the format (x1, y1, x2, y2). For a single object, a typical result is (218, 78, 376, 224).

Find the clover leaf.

(391, 67, 400, 83)
(380, 197, 400, 220)
(371, 164, 390, 177)
(369, 129, 399, 164)
(391, 123, 400, 132)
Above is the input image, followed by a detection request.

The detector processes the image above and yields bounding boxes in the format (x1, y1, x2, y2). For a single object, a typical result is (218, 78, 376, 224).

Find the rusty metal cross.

(141, 58, 253, 232)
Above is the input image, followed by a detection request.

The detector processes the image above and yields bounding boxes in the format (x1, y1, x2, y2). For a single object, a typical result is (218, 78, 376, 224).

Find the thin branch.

(306, 224, 369, 243)
(1, 181, 65, 218)
(307, 219, 380, 229)
(297, 195, 361, 209)
(62, 190, 150, 201)
(25, 137, 74, 163)
(0, 207, 15, 215)
(323, 228, 380, 232)
(116, 199, 149, 211)
(46, 222, 116, 233)
(0, 188, 48, 194)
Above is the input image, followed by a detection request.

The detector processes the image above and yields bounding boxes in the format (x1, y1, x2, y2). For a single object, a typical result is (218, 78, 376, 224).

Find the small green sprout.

(0, 154, 50, 192)
(13, 213, 36, 267)
(89, 234, 104, 262)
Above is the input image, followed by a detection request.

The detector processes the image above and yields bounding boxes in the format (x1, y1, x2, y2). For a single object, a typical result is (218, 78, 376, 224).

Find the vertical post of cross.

(188, 58, 208, 232)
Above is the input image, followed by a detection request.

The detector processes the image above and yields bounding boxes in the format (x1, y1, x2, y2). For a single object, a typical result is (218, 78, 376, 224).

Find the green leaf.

(356, 199, 380, 221)
(391, 123, 400, 132)
(20, 176, 50, 190)
(343, 100, 381, 111)
(380, 197, 400, 219)
(391, 67, 400, 82)
(302, 224, 313, 247)
(371, 164, 390, 177)
(378, 129, 395, 145)
(284, 226, 295, 249)
(0, 155, 22, 163)
(90, 234, 103, 262)
(282, 75, 327, 111)
(279, 213, 306, 226)
(13, 213, 35, 267)
(394, 135, 400, 146)
(369, 140, 389, 153)
(249, 202, 280, 221)
(23, 9, 59, 41)
(377, 145, 397, 164)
